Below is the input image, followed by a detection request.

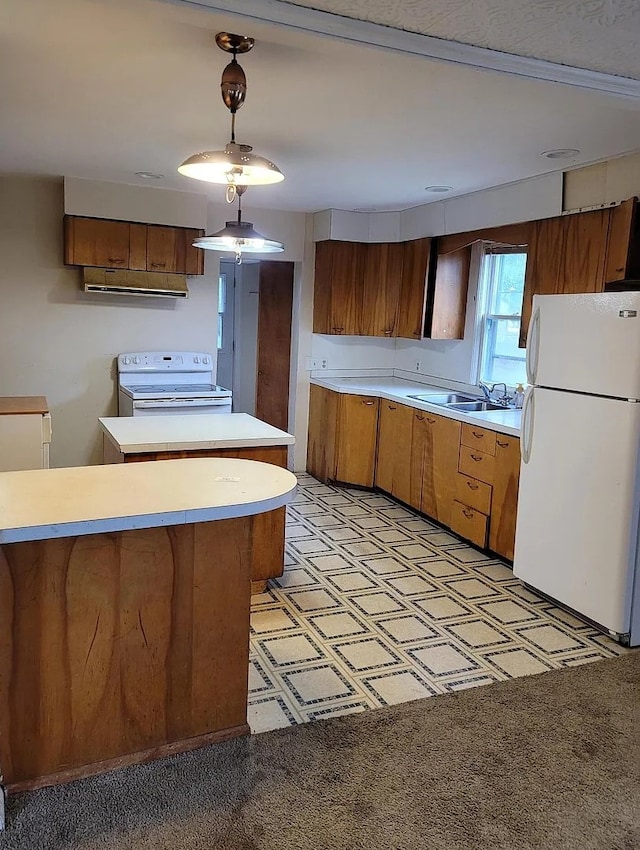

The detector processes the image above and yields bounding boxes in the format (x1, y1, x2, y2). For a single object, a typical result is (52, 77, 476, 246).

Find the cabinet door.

(425, 244, 471, 340)
(375, 401, 413, 504)
(519, 209, 609, 347)
(146, 225, 180, 273)
(313, 241, 365, 335)
(397, 238, 431, 339)
(361, 243, 403, 337)
(334, 395, 379, 487)
(488, 434, 520, 560)
(306, 384, 338, 482)
(182, 228, 205, 275)
(605, 197, 639, 283)
(64, 216, 130, 268)
(416, 411, 461, 525)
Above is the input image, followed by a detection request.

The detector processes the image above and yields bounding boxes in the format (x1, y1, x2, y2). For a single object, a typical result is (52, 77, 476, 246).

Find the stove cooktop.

(126, 384, 230, 394)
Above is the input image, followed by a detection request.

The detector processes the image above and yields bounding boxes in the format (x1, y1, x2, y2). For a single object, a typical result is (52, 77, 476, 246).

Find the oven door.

(131, 397, 232, 416)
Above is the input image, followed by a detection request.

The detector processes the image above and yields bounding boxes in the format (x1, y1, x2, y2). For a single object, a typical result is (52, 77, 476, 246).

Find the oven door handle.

(133, 398, 231, 409)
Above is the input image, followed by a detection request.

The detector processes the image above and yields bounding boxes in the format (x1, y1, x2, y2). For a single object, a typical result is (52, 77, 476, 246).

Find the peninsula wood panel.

(306, 384, 338, 482)
(121, 446, 288, 586)
(375, 401, 414, 505)
(488, 434, 521, 561)
(0, 518, 252, 788)
(334, 395, 379, 487)
(397, 238, 431, 339)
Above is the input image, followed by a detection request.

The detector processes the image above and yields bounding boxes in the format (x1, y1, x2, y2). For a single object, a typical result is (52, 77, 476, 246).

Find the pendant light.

(178, 33, 284, 201)
(193, 187, 284, 264)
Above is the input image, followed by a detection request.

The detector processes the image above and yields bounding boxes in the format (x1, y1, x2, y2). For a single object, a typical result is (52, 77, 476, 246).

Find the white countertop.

(99, 413, 296, 453)
(0, 458, 297, 544)
(311, 376, 521, 437)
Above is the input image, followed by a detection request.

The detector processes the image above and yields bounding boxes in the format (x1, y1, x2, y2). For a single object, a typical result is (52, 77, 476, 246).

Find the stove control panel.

(118, 352, 213, 372)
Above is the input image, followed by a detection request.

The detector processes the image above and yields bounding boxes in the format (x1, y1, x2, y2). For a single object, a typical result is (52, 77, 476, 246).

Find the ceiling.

(1, 0, 639, 213)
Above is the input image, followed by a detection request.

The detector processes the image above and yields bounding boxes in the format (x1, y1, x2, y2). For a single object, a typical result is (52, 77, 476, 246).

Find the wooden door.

(605, 197, 638, 283)
(397, 238, 431, 339)
(425, 244, 471, 339)
(419, 412, 461, 526)
(255, 261, 294, 432)
(146, 225, 180, 273)
(489, 434, 521, 561)
(334, 395, 379, 487)
(361, 242, 403, 337)
(64, 216, 130, 268)
(306, 384, 339, 482)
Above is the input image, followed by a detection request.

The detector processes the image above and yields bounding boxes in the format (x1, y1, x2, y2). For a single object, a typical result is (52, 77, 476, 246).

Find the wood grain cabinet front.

(375, 401, 414, 505)
(412, 410, 461, 526)
(488, 434, 521, 561)
(64, 216, 205, 275)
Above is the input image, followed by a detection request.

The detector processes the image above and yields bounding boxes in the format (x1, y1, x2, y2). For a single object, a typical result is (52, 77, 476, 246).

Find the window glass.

(217, 274, 226, 350)
(479, 250, 527, 388)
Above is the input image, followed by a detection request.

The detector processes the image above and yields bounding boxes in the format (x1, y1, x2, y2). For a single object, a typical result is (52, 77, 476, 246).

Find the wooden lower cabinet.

(488, 434, 521, 561)
(334, 394, 379, 487)
(307, 384, 339, 482)
(412, 411, 461, 527)
(375, 401, 414, 504)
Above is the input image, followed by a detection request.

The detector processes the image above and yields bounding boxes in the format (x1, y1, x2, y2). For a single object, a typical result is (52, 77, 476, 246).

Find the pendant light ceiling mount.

(178, 32, 284, 199)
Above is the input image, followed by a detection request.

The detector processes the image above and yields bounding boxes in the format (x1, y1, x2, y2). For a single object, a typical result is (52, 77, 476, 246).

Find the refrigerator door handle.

(525, 306, 540, 386)
(521, 387, 535, 465)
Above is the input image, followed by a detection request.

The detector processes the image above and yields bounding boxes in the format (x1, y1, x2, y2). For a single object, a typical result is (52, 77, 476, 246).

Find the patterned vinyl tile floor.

(248, 474, 626, 733)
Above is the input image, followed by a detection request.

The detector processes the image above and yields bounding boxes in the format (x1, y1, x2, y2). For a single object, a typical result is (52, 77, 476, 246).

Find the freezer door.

(527, 292, 640, 399)
(514, 386, 640, 635)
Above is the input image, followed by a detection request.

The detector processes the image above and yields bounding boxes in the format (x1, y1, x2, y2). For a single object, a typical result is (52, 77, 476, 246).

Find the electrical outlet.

(415, 360, 421, 372)
(306, 357, 319, 370)
(320, 358, 328, 369)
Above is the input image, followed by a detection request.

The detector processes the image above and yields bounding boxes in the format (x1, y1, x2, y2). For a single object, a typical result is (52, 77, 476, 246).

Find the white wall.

(0, 176, 219, 467)
(311, 335, 396, 373)
(563, 150, 640, 211)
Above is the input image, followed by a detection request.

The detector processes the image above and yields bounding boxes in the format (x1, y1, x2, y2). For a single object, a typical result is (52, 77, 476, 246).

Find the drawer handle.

(108, 257, 124, 264)
(466, 481, 479, 490)
(150, 261, 166, 268)
(426, 417, 436, 424)
(462, 509, 475, 519)
(388, 405, 397, 410)
(472, 431, 485, 438)
(416, 414, 425, 421)
(333, 327, 344, 333)
(383, 329, 392, 335)
(470, 454, 483, 462)
(496, 440, 509, 448)
(363, 401, 375, 406)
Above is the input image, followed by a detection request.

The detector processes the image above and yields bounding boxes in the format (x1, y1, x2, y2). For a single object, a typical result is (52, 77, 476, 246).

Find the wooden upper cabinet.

(605, 197, 640, 283)
(425, 242, 471, 340)
(313, 240, 365, 335)
(397, 238, 431, 340)
(519, 208, 610, 347)
(64, 216, 205, 275)
(361, 242, 404, 337)
(64, 217, 130, 269)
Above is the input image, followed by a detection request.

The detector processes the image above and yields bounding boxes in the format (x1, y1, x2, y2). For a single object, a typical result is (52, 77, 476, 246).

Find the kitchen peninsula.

(0, 458, 296, 791)
(99, 413, 295, 592)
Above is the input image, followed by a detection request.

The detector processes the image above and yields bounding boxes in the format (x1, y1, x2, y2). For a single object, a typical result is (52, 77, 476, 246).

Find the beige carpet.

(1, 654, 638, 850)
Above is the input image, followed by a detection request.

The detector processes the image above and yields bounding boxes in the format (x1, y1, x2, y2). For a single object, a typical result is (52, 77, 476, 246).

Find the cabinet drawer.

(459, 444, 495, 484)
(455, 473, 492, 515)
(450, 500, 488, 548)
(461, 423, 496, 456)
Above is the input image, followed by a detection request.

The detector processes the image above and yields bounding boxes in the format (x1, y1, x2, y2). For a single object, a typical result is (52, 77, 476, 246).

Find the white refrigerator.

(513, 292, 640, 646)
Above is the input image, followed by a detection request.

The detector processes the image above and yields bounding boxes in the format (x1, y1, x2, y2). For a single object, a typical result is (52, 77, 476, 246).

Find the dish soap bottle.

(514, 383, 525, 409)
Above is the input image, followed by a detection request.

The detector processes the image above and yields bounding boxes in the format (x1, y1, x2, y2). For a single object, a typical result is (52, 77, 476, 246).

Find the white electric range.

(117, 351, 232, 416)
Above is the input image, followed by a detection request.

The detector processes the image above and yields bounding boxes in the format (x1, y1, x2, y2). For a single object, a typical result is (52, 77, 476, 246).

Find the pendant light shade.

(178, 142, 283, 186)
(193, 193, 284, 264)
(178, 32, 283, 196)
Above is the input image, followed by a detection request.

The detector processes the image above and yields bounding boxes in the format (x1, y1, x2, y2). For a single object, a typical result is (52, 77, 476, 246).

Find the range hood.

(82, 267, 189, 298)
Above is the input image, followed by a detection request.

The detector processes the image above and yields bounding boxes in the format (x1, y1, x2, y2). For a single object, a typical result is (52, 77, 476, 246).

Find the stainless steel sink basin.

(407, 393, 480, 405)
(446, 401, 508, 412)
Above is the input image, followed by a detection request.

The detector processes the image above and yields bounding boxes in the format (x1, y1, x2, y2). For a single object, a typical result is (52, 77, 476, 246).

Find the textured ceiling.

(284, 0, 640, 79)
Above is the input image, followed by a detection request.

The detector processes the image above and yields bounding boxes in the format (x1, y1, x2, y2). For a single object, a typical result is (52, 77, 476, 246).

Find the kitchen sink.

(407, 392, 480, 404)
(446, 401, 508, 412)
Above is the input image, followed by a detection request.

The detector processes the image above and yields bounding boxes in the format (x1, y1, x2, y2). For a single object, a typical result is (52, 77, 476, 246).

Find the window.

(477, 247, 527, 387)
(217, 273, 226, 351)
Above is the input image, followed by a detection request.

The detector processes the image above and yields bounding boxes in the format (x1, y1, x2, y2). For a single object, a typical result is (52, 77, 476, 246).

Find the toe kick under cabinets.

(307, 386, 520, 561)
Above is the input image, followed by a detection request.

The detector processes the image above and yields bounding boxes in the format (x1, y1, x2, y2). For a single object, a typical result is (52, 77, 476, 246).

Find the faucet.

(479, 381, 512, 406)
